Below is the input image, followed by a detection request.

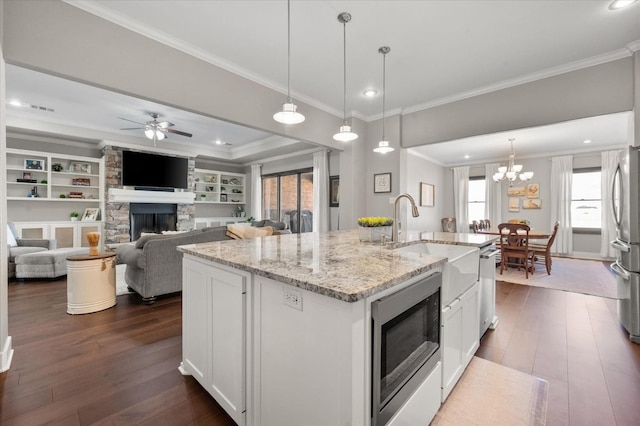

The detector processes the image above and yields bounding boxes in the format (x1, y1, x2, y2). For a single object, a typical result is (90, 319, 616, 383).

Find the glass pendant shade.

(373, 140, 394, 154)
(273, 101, 305, 124)
(144, 126, 165, 141)
(333, 124, 358, 142)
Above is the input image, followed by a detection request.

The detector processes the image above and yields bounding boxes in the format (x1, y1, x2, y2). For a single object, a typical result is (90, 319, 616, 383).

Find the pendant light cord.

(286, 0, 291, 103)
(381, 50, 386, 140)
(342, 19, 347, 124)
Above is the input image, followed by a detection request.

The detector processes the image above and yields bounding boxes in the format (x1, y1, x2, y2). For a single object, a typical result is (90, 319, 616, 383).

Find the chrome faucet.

(392, 193, 420, 242)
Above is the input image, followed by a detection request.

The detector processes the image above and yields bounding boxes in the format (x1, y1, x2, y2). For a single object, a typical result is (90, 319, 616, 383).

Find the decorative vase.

(359, 226, 392, 242)
(87, 232, 100, 256)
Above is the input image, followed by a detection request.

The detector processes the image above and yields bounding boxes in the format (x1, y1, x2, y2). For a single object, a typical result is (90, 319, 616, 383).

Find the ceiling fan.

(119, 112, 193, 146)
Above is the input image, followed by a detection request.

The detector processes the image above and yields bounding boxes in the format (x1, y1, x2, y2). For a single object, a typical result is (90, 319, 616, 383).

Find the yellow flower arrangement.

(357, 217, 393, 227)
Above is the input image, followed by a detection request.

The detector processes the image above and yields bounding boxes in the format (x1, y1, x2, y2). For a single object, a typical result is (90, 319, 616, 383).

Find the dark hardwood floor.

(2, 276, 640, 425)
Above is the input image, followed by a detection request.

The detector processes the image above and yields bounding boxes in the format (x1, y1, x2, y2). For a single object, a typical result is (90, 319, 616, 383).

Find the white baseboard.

(0, 336, 14, 373)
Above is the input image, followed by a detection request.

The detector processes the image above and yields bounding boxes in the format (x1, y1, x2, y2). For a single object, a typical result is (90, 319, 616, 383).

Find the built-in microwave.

(371, 272, 441, 426)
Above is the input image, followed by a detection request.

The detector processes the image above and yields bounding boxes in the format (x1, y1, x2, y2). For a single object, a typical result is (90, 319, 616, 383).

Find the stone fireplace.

(102, 146, 195, 244)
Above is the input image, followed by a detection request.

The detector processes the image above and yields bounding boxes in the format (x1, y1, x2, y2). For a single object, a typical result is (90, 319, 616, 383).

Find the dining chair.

(472, 220, 479, 233)
(441, 218, 456, 233)
(498, 222, 536, 279)
(528, 221, 560, 275)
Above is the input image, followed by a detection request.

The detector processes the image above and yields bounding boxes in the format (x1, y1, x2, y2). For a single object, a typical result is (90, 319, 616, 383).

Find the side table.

(67, 252, 117, 315)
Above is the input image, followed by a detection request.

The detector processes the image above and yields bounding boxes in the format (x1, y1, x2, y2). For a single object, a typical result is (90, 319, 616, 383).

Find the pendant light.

(273, 0, 305, 125)
(373, 46, 394, 154)
(333, 12, 358, 142)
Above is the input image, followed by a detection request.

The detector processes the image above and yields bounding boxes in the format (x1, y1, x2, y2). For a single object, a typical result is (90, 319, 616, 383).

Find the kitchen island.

(177, 229, 497, 426)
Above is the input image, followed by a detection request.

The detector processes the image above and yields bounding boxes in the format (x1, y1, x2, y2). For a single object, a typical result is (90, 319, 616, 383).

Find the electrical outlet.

(283, 289, 303, 311)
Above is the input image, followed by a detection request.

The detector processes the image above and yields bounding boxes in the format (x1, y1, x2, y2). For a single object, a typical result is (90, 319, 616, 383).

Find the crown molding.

(403, 47, 637, 115)
(406, 148, 447, 167)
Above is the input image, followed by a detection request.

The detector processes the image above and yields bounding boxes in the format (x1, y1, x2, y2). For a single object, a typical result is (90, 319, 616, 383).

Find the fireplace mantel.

(108, 188, 195, 204)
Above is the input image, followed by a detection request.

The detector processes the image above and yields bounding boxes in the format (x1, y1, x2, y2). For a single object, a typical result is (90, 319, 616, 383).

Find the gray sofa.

(115, 226, 232, 304)
(7, 223, 57, 279)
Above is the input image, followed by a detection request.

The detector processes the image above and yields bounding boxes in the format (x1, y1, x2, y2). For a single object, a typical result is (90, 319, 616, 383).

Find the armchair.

(7, 223, 57, 279)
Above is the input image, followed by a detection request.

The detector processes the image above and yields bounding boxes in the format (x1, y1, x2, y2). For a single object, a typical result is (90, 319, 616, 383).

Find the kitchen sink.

(395, 243, 480, 305)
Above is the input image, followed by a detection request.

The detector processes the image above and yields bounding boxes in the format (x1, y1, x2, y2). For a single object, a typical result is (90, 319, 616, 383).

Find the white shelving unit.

(6, 148, 105, 229)
(193, 168, 245, 205)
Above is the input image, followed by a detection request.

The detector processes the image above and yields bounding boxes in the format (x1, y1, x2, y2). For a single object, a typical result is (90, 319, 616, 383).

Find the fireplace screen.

(371, 272, 441, 426)
(129, 203, 177, 241)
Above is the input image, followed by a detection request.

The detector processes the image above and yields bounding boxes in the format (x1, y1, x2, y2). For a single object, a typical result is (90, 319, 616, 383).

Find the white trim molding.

(109, 188, 195, 204)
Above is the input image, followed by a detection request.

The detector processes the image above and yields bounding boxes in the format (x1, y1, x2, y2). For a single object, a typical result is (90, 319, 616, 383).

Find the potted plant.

(357, 217, 393, 242)
(70, 211, 79, 221)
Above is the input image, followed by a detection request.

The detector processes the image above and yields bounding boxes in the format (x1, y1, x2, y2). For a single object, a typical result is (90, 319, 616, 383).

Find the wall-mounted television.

(122, 150, 188, 190)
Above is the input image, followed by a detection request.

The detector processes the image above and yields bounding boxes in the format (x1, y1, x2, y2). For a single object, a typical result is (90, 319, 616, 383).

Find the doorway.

(262, 169, 313, 233)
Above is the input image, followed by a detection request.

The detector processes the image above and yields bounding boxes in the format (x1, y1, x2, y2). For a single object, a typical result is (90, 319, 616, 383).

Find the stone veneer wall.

(102, 146, 196, 244)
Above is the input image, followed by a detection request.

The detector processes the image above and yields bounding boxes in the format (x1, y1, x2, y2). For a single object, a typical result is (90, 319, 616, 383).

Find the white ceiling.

(4, 0, 640, 165)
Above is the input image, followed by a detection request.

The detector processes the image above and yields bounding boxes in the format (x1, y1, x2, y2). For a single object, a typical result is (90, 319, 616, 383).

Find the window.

(262, 169, 314, 233)
(571, 168, 601, 230)
(468, 178, 486, 223)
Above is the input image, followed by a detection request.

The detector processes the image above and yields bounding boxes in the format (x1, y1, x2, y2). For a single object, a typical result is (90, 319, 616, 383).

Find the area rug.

(115, 264, 133, 296)
(431, 357, 548, 426)
(497, 257, 617, 299)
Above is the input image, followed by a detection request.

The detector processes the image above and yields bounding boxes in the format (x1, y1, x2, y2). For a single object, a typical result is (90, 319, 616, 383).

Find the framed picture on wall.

(374, 173, 391, 193)
(420, 182, 434, 207)
(508, 198, 520, 212)
(523, 198, 542, 209)
(329, 175, 340, 207)
(526, 183, 539, 198)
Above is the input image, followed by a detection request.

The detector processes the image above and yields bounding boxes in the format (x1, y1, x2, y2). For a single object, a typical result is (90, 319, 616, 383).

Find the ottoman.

(15, 247, 90, 279)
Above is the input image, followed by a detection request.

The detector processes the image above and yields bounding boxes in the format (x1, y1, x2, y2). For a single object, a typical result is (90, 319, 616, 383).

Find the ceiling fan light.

(156, 130, 165, 140)
(273, 102, 305, 124)
(144, 127, 154, 139)
(333, 125, 358, 142)
(373, 140, 394, 154)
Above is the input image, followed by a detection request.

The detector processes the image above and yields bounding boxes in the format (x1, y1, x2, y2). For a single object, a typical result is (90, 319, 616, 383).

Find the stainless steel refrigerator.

(610, 146, 640, 343)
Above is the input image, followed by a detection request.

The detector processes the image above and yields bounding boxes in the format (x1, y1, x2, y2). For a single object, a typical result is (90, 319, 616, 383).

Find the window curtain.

(250, 164, 262, 221)
(484, 163, 502, 227)
(550, 155, 573, 255)
(453, 166, 469, 233)
(313, 151, 329, 233)
(600, 150, 619, 258)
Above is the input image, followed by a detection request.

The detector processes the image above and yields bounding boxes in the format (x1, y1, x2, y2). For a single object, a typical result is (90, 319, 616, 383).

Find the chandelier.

(492, 138, 533, 183)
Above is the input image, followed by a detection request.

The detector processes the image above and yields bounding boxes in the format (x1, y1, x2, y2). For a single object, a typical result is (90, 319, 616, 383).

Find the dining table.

(476, 227, 551, 239)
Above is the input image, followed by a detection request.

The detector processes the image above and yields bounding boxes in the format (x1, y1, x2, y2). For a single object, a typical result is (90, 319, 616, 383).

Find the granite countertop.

(417, 231, 499, 247)
(178, 229, 452, 302)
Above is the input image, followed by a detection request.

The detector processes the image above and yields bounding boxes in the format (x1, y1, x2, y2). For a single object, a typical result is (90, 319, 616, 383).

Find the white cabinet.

(181, 256, 248, 426)
(441, 281, 479, 402)
(13, 221, 104, 249)
(193, 168, 245, 205)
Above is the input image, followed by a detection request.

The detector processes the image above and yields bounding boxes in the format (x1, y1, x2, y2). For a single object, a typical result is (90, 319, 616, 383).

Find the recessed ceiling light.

(8, 99, 25, 107)
(363, 89, 377, 97)
(609, 0, 636, 10)
(464, 154, 470, 159)
(215, 140, 223, 145)
(583, 139, 592, 144)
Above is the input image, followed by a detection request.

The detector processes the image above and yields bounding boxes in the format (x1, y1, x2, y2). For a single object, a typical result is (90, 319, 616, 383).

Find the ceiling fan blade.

(166, 128, 192, 138)
(118, 117, 145, 125)
(120, 127, 145, 130)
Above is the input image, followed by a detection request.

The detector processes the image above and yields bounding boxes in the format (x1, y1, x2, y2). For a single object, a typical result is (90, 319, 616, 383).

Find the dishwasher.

(478, 244, 500, 337)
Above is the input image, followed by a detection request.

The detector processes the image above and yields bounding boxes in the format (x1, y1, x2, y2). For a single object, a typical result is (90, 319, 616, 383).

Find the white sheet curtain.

(600, 150, 619, 258)
(250, 164, 262, 221)
(452, 166, 470, 233)
(550, 155, 573, 255)
(313, 150, 329, 233)
(484, 163, 502, 227)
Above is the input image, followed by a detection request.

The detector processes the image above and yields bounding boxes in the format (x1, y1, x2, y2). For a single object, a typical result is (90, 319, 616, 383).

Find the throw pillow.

(7, 225, 18, 247)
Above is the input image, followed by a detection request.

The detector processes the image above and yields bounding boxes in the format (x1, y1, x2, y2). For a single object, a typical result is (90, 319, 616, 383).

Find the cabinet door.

(209, 266, 247, 426)
(441, 297, 463, 402)
(51, 224, 75, 248)
(182, 257, 210, 384)
(461, 282, 480, 366)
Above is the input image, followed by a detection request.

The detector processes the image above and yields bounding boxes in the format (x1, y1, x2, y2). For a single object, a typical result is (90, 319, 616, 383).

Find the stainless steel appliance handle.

(611, 262, 630, 281)
(610, 239, 631, 253)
